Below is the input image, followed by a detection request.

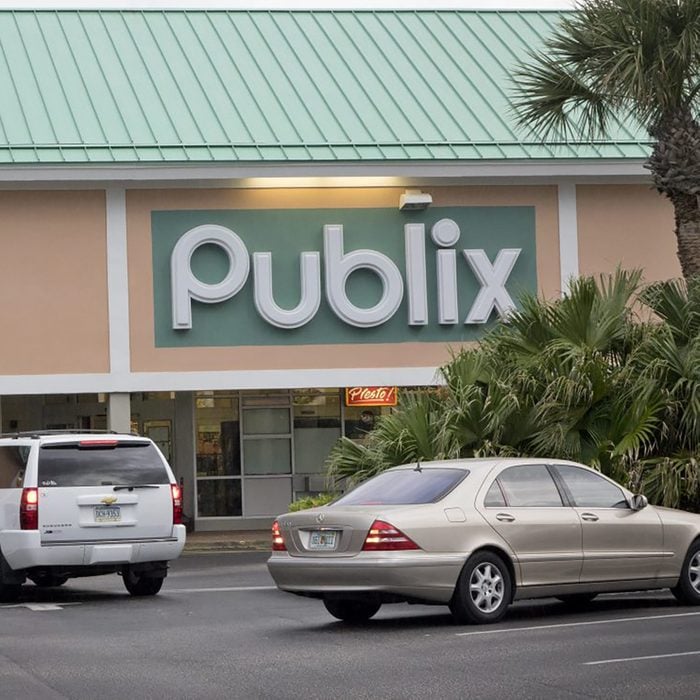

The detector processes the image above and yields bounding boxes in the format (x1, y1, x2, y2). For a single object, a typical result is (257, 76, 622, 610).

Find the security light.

(399, 189, 433, 211)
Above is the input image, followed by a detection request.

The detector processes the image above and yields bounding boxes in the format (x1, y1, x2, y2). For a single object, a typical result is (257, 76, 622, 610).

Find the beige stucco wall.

(126, 185, 559, 373)
(576, 185, 681, 282)
(0, 191, 109, 375)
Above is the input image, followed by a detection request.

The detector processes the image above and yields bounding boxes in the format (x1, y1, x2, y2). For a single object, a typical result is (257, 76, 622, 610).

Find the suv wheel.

(123, 569, 164, 597)
(0, 581, 21, 603)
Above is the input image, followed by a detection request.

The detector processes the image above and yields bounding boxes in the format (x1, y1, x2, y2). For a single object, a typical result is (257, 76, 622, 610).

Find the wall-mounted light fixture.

(398, 189, 433, 211)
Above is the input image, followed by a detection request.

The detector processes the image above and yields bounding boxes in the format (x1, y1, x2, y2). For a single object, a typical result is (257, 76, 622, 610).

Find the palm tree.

(512, 0, 700, 278)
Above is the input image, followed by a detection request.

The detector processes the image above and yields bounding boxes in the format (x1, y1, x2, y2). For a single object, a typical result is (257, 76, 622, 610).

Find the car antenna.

(414, 459, 422, 472)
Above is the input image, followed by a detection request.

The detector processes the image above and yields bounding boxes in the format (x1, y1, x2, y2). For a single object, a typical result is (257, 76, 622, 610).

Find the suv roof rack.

(0, 429, 136, 439)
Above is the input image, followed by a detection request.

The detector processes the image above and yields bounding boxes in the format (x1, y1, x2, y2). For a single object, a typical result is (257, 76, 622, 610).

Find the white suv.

(0, 431, 186, 601)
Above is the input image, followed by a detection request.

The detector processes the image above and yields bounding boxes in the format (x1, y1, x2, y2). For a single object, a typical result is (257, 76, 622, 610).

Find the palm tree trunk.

(672, 193, 700, 279)
(647, 111, 700, 280)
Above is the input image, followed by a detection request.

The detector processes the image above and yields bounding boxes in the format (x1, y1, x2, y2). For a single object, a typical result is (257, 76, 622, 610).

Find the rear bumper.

(0, 525, 186, 570)
(267, 551, 465, 604)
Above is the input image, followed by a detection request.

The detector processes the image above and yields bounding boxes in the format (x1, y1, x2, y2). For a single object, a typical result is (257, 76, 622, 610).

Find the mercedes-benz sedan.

(267, 458, 700, 624)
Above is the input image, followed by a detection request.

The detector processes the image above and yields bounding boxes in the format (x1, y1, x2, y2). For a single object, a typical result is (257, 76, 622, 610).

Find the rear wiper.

(113, 484, 160, 491)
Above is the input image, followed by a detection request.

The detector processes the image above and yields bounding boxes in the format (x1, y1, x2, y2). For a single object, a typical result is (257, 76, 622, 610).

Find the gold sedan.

(267, 458, 700, 624)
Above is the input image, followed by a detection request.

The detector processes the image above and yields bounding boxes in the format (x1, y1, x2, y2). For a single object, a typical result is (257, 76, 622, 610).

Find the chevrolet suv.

(0, 431, 186, 601)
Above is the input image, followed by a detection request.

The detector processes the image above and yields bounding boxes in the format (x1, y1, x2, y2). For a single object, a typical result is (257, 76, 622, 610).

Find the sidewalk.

(183, 529, 271, 554)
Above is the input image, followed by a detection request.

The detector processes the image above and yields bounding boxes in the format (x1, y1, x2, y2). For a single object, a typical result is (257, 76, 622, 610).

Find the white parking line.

(0, 602, 82, 611)
(584, 651, 700, 666)
(166, 585, 278, 594)
(455, 611, 700, 637)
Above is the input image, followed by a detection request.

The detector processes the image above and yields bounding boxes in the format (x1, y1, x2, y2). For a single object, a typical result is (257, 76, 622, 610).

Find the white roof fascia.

(0, 160, 650, 186)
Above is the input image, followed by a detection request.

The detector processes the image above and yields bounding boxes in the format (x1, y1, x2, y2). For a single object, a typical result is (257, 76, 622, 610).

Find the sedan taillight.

(362, 519, 420, 551)
(272, 520, 286, 551)
(20, 487, 39, 530)
(171, 484, 183, 525)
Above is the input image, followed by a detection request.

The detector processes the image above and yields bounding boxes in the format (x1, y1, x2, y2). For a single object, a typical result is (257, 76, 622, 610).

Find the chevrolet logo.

(101, 496, 118, 505)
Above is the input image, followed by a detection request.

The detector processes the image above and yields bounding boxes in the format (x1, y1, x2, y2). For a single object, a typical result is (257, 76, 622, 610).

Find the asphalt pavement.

(1, 551, 699, 700)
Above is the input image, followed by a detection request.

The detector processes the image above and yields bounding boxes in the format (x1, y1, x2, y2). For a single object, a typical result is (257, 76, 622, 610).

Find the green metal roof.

(0, 10, 649, 165)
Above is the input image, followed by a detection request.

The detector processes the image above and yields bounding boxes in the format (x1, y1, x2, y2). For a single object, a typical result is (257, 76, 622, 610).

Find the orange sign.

(345, 386, 398, 407)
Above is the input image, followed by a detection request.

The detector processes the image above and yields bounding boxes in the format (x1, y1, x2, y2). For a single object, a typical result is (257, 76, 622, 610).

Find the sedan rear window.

(332, 468, 468, 506)
(39, 441, 169, 487)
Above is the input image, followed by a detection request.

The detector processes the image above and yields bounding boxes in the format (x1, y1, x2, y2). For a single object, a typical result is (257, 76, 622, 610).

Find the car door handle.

(581, 513, 599, 522)
(496, 513, 515, 522)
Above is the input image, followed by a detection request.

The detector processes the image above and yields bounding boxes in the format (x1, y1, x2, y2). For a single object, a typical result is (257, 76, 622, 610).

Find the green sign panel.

(152, 206, 536, 347)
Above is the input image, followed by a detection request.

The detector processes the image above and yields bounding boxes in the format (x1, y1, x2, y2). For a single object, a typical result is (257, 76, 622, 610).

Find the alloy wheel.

(690, 552, 700, 595)
(469, 562, 504, 613)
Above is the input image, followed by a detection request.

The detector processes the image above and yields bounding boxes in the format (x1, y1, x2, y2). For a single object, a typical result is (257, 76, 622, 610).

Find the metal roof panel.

(0, 10, 651, 166)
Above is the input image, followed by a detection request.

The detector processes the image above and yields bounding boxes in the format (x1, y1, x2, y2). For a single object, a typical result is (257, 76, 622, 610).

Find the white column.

(106, 188, 131, 377)
(107, 393, 131, 433)
(557, 183, 580, 296)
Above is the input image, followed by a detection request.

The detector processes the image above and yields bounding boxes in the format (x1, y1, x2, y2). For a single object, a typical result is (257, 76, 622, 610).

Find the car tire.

(30, 575, 68, 588)
(671, 539, 700, 606)
(556, 593, 598, 606)
(0, 552, 21, 602)
(450, 551, 512, 625)
(123, 570, 165, 597)
(323, 598, 381, 623)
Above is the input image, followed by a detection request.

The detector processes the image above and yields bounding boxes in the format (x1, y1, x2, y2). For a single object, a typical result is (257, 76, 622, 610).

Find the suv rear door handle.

(581, 512, 599, 522)
(496, 513, 515, 522)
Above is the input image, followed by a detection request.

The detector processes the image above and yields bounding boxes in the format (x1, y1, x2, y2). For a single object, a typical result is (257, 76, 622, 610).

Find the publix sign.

(152, 207, 536, 348)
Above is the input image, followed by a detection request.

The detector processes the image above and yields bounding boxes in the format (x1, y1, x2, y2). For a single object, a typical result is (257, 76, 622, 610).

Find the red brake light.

(362, 520, 419, 551)
(171, 484, 183, 525)
(79, 440, 118, 448)
(272, 520, 286, 551)
(20, 487, 38, 530)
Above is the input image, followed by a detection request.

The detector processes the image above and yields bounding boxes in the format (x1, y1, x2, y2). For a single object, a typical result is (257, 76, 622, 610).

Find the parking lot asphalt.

(1, 552, 699, 700)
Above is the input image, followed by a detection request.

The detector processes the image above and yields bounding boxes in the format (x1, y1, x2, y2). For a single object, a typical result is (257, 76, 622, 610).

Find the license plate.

(309, 530, 339, 551)
(94, 505, 121, 523)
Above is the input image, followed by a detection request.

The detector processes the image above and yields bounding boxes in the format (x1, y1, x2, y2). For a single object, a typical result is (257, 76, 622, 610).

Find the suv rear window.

(332, 468, 468, 506)
(39, 441, 169, 487)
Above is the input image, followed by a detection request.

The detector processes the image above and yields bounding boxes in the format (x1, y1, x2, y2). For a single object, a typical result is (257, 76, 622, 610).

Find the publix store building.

(0, 8, 681, 529)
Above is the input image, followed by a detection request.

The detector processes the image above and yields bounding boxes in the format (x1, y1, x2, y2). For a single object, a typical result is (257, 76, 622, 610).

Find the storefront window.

(293, 389, 341, 477)
(195, 393, 241, 477)
(242, 408, 290, 435)
(197, 479, 242, 517)
(243, 439, 292, 475)
(195, 391, 242, 517)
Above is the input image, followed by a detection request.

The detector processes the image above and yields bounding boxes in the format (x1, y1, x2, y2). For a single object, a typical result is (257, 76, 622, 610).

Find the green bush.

(288, 493, 337, 512)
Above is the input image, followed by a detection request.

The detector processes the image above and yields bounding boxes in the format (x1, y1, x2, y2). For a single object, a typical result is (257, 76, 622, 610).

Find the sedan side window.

(554, 465, 628, 508)
(484, 480, 507, 507)
(497, 465, 563, 507)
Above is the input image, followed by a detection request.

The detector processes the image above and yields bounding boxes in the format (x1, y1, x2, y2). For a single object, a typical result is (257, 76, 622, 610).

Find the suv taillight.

(362, 520, 420, 551)
(272, 520, 286, 551)
(171, 484, 183, 525)
(20, 487, 39, 530)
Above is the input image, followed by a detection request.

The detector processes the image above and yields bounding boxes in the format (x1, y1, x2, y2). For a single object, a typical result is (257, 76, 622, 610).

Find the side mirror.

(630, 494, 648, 511)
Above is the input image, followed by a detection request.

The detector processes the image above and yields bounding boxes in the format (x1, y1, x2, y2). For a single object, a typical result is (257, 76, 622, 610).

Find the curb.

(183, 541, 270, 554)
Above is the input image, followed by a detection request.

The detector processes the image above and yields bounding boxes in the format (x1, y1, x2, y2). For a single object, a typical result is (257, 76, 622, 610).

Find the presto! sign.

(151, 206, 536, 348)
